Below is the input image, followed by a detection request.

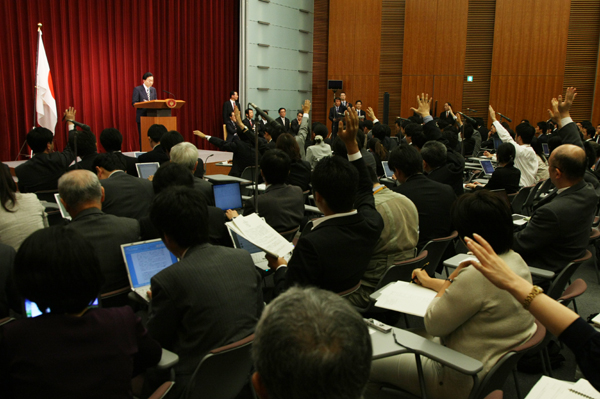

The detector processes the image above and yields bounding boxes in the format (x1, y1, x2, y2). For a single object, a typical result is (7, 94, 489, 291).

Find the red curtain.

(0, 0, 239, 161)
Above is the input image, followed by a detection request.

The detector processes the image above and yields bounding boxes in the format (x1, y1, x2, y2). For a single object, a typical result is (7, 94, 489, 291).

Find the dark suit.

(65, 208, 140, 293)
(15, 132, 75, 194)
(439, 111, 456, 125)
(290, 118, 301, 136)
(558, 121, 584, 149)
(477, 163, 521, 194)
(274, 155, 384, 294)
(275, 117, 291, 133)
(132, 85, 158, 124)
(222, 99, 240, 124)
(193, 176, 214, 206)
(426, 149, 465, 197)
(208, 131, 262, 177)
(243, 184, 304, 232)
(138, 144, 170, 165)
(147, 243, 263, 396)
(393, 173, 457, 250)
(225, 119, 238, 139)
(111, 152, 139, 177)
(68, 153, 98, 174)
(513, 180, 598, 273)
(243, 118, 256, 133)
(286, 160, 311, 192)
(329, 105, 347, 138)
(100, 171, 154, 220)
(356, 109, 366, 119)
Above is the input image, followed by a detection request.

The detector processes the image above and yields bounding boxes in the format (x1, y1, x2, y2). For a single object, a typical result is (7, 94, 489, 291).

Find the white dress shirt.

(493, 121, 538, 187)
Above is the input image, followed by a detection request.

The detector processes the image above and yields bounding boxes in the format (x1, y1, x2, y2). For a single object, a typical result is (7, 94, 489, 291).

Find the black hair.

(452, 190, 513, 254)
(372, 123, 385, 141)
(496, 143, 516, 164)
(463, 124, 474, 140)
(278, 108, 286, 113)
(150, 186, 209, 248)
(388, 143, 423, 178)
(585, 126, 595, 139)
(421, 141, 447, 168)
(0, 164, 17, 212)
(75, 130, 97, 157)
(548, 136, 563, 155)
(331, 137, 348, 158)
(160, 131, 184, 153)
(148, 124, 168, 143)
(230, 90, 237, 97)
(408, 114, 423, 124)
(93, 152, 127, 172)
(530, 136, 545, 160)
(475, 117, 484, 128)
(245, 108, 252, 116)
(404, 123, 423, 138)
(312, 122, 329, 138)
(311, 156, 358, 213)
(100, 128, 123, 152)
(152, 162, 195, 194)
(521, 119, 530, 125)
(537, 121, 548, 134)
(261, 149, 291, 185)
(356, 130, 366, 150)
(411, 133, 427, 150)
(14, 227, 104, 314)
(355, 100, 362, 104)
(143, 72, 153, 80)
(26, 127, 54, 153)
(515, 123, 535, 144)
(276, 133, 301, 162)
(334, 97, 341, 102)
(362, 120, 373, 131)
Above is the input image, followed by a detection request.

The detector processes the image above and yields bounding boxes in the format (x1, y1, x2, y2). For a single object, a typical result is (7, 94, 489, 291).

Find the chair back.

(546, 250, 592, 300)
(182, 334, 254, 399)
(470, 320, 546, 399)
(511, 186, 534, 215)
(338, 281, 361, 297)
(99, 286, 131, 308)
(521, 180, 544, 215)
(380, 251, 429, 288)
(419, 231, 458, 276)
(241, 166, 260, 183)
(279, 226, 300, 242)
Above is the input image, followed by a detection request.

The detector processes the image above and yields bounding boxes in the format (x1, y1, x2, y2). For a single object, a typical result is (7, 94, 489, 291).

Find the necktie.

(146, 89, 150, 100)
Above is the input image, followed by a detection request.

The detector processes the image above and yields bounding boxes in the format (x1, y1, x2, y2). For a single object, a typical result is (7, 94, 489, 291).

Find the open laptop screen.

(24, 298, 99, 317)
(136, 162, 160, 179)
(213, 182, 243, 210)
(480, 160, 495, 175)
(542, 143, 549, 157)
(121, 240, 178, 289)
(381, 161, 394, 179)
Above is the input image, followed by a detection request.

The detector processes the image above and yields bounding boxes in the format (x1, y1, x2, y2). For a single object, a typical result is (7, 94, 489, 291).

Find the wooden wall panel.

(311, 0, 330, 125)
(326, 0, 382, 127)
(489, 0, 571, 126)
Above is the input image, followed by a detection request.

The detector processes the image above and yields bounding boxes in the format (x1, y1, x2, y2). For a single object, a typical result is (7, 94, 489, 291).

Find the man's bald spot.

(550, 144, 586, 182)
(58, 169, 103, 210)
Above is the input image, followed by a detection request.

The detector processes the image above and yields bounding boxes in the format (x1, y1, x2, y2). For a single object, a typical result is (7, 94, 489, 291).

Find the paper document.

(525, 376, 600, 399)
(227, 213, 294, 258)
(374, 281, 437, 317)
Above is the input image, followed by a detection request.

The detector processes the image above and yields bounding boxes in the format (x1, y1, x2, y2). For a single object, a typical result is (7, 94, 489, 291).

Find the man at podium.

(132, 72, 157, 144)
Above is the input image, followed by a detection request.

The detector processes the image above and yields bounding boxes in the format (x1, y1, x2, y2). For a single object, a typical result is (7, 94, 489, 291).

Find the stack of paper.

(226, 213, 294, 258)
(374, 281, 437, 317)
(526, 376, 600, 399)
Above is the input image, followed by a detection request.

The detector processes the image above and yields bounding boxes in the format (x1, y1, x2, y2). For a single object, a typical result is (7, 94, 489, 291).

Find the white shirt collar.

(311, 210, 357, 229)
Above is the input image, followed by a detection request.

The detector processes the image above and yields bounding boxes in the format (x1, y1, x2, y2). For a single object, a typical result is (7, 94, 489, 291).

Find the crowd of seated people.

(2, 88, 600, 399)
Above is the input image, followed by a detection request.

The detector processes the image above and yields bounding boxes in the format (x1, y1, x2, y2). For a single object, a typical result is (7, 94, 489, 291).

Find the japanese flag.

(36, 30, 57, 134)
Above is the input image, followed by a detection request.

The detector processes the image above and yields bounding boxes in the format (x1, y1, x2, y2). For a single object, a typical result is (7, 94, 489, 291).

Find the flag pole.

(33, 23, 42, 129)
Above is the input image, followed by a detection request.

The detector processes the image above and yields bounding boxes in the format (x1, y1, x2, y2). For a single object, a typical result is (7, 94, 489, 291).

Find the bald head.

(58, 170, 103, 216)
(549, 144, 587, 187)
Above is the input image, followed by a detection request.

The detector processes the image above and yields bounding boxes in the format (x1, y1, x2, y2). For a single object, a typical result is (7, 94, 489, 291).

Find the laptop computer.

(54, 193, 72, 220)
(213, 182, 244, 211)
(542, 143, 550, 157)
(121, 239, 178, 301)
(381, 161, 395, 179)
(228, 227, 271, 271)
(136, 162, 160, 179)
(480, 159, 495, 176)
(134, 152, 145, 158)
(24, 298, 99, 317)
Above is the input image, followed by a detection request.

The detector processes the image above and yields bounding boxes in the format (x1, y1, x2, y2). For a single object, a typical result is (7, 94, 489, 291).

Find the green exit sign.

(467, 76, 474, 82)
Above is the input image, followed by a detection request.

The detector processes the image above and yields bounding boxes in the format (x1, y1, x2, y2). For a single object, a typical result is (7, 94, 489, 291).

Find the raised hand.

(338, 107, 359, 155)
(557, 87, 577, 119)
(461, 234, 518, 291)
(193, 130, 206, 139)
(410, 93, 432, 117)
(64, 106, 76, 121)
(488, 105, 497, 123)
(548, 97, 560, 125)
(365, 106, 376, 121)
(302, 99, 311, 114)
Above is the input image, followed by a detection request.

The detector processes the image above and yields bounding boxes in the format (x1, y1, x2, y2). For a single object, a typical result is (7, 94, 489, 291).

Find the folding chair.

(418, 231, 458, 276)
(511, 186, 534, 215)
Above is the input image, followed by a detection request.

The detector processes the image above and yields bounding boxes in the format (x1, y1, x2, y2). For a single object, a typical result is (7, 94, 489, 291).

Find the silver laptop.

(480, 159, 495, 176)
(136, 162, 160, 179)
(54, 193, 72, 220)
(121, 239, 178, 301)
(381, 161, 394, 179)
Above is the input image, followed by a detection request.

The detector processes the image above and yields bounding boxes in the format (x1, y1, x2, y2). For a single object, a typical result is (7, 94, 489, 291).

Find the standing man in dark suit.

(268, 108, 384, 295)
(328, 97, 346, 139)
(138, 124, 170, 164)
(132, 72, 157, 147)
(146, 187, 263, 397)
(340, 92, 352, 109)
(59, 170, 140, 294)
(389, 143, 456, 251)
(276, 108, 291, 133)
(222, 91, 240, 124)
(94, 153, 154, 220)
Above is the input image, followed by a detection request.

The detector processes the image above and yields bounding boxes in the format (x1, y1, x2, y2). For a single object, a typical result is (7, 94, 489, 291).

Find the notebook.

(213, 182, 243, 211)
(24, 298, 98, 317)
(480, 159, 495, 176)
(136, 162, 160, 179)
(53, 193, 72, 220)
(525, 376, 600, 399)
(121, 239, 178, 301)
(382, 161, 395, 179)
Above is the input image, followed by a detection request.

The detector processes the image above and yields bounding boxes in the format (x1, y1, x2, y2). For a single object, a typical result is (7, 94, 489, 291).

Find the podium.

(134, 99, 185, 152)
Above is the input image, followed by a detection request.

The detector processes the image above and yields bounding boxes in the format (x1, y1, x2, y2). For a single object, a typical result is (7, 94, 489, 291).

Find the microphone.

(250, 102, 285, 135)
(467, 108, 478, 113)
(458, 112, 477, 125)
(204, 153, 214, 165)
(66, 120, 91, 131)
(498, 113, 512, 123)
(163, 90, 176, 99)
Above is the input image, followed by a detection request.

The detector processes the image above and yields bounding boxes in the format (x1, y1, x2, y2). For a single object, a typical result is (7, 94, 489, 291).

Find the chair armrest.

(304, 205, 323, 215)
(528, 267, 555, 280)
(157, 348, 179, 370)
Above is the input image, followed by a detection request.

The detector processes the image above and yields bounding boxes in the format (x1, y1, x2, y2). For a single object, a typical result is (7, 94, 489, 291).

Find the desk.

(443, 253, 555, 280)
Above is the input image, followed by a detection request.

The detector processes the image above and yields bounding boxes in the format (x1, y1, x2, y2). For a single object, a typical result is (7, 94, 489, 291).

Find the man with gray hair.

(421, 140, 465, 196)
(251, 286, 372, 399)
(169, 142, 214, 205)
(59, 170, 140, 295)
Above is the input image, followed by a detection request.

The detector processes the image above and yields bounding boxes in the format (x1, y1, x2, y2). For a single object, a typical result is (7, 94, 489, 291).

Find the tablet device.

(136, 162, 160, 179)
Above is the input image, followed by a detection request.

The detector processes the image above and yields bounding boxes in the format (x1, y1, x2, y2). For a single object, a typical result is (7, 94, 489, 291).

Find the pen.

(412, 262, 429, 284)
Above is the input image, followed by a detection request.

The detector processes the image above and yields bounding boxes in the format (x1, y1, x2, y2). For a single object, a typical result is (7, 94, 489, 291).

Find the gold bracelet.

(522, 285, 544, 310)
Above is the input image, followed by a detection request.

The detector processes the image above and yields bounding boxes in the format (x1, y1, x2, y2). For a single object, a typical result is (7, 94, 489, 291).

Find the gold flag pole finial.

(37, 23, 42, 32)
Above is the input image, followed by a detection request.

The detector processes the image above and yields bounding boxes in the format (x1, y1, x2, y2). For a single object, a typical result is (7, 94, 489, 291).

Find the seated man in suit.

(268, 108, 384, 295)
(159, 130, 184, 157)
(94, 153, 154, 220)
(290, 111, 302, 136)
(146, 186, 263, 397)
(99, 128, 138, 176)
(228, 149, 304, 233)
(513, 144, 598, 277)
(439, 102, 457, 125)
(252, 287, 371, 399)
(59, 170, 140, 294)
(68, 129, 98, 173)
(137, 124, 169, 164)
(421, 140, 465, 197)
(15, 124, 75, 194)
(389, 143, 456, 251)
(276, 108, 291, 133)
(169, 142, 214, 205)
(225, 111, 238, 141)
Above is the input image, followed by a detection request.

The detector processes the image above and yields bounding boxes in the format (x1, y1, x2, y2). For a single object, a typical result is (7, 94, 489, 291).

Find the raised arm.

(296, 100, 311, 158)
(489, 105, 515, 145)
(553, 87, 583, 148)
